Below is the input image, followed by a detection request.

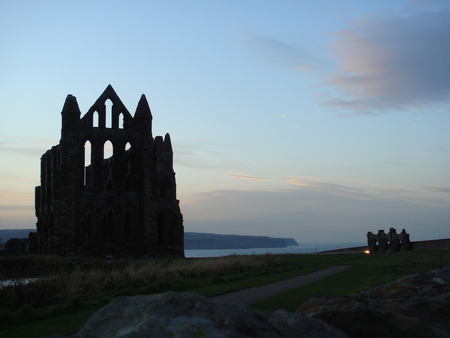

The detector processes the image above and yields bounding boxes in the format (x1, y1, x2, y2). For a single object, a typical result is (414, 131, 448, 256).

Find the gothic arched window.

(105, 99, 113, 128)
(84, 140, 92, 187)
(103, 140, 113, 191)
(118, 113, 124, 129)
(93, 111, 99, 128)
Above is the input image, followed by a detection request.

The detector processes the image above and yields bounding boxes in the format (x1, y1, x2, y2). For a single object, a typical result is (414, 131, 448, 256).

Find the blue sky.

(1, 0, 449, 243)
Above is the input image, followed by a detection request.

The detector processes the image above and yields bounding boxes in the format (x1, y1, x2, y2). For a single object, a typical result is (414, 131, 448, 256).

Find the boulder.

(296, 264, 450, 338)
(74, 291, 347, 337)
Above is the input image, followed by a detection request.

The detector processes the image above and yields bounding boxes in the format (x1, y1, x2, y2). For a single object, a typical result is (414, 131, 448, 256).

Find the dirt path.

(210, 265, 351, 306)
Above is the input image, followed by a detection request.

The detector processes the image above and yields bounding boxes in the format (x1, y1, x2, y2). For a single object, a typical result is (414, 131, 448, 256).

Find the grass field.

(0, 251, 449, 337)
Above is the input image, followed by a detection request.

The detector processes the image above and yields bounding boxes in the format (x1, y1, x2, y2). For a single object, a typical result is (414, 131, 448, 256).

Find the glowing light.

(364, 250, 370, 254)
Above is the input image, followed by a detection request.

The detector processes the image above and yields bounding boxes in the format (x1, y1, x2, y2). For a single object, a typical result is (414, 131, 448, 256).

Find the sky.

(1, 0, 449, 244)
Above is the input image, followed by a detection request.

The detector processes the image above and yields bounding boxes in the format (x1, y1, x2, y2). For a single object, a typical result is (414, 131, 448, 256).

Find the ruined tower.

(33, 85, 184, 257)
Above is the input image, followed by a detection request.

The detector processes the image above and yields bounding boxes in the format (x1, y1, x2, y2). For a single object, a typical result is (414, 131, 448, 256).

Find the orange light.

(364, 250, 370, 254)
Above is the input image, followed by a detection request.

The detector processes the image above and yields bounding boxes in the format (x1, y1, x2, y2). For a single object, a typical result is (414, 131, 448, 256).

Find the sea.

(184, 242, 366, 258)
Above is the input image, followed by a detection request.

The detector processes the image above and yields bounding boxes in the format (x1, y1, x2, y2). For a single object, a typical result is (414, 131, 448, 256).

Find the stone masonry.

(32, 85, 184, 257)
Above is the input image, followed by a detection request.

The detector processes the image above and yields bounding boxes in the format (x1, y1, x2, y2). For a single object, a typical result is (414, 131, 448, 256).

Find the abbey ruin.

(31, 85, 184, 257)
(367, 228, 412, 253)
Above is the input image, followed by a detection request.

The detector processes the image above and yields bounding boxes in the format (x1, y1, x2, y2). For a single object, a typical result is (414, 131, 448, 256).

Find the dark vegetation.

(0, 251, 449, 337)
(0, 254, 285, 330)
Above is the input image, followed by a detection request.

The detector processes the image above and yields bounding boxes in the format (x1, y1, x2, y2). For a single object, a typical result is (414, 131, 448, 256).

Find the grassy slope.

(1, 251, 449, 337)
(251, 251, 450, 312)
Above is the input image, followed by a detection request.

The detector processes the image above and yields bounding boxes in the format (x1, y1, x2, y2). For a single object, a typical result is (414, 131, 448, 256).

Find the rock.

(74, 291, 347, 337)
(296, 264, 450, 338)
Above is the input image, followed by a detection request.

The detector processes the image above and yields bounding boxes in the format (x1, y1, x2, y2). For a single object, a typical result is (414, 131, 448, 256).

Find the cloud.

(322, 7, 450, 115)
(289, 179, 435, 206)
(0, 145, 45, 157)
(240, 32, 322, 72)
(182, 187, 450, 242)
(182, 178, 446, 225)
(0, 135, 56, 157)
(0, 205, 33, 211)
(224, 172, 275, 182)
(288, 178, 366, 197)
(173, 137, 238, 170)
(422, 186, 450, 194)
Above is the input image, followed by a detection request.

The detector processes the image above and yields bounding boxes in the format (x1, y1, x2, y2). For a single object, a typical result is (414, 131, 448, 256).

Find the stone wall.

(31, 86, 184, 257)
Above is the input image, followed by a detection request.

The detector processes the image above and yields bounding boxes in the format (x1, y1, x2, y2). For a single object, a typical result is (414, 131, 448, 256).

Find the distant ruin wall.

(322, 238, 450, 254)
(367, 228, 412, 253)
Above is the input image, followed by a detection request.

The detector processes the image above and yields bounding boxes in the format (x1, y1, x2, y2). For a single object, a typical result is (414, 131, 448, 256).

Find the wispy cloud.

(240, 32, 323, 72)
(0, 135, 56, 157)
(0, 145, 45, 157)
(224, 172, 275, 182)
(359, 180, 419, 198)
(173, 137, 239, 170)
(0, 205, 33, 211)
(288, 178, 367, 197)
(182, 187, 450, 242)
(322, 6, 450, 115)
(288, 178, 426, 203)
(422, 186, 450, 194)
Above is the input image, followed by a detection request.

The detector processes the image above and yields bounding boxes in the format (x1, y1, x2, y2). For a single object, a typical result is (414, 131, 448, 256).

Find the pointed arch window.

(84, 140, 92, 187)
(93, 112, 99, 128)
(124, 142, 133, 191)
(105, 99, 113, 128)
(103, 140, 113, 191)
(104, 140, 113, 160)
(118, 113, 124, 129)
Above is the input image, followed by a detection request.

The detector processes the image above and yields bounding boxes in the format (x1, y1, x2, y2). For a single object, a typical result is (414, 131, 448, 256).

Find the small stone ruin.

(367, 228, 412, 253)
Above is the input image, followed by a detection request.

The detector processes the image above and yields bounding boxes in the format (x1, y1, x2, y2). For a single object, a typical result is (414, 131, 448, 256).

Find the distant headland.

(184, 232, 299, 250)
(0, 229, 298, 251)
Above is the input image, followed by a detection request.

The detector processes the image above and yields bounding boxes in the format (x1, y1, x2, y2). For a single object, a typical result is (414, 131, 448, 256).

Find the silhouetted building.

(32, 85, 184, 257)
(367, 228, 411, 253)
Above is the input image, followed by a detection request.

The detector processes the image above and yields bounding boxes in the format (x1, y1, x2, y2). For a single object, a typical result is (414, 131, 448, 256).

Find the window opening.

(124, 142, 132, 190)
(84, 141, 92, 187)
(118, 113, 124, 129)
(104, 140, 113, 160)
(105, 100, 112, 128)
(103, 141, 113, 190)
(93, 111, 99, 128)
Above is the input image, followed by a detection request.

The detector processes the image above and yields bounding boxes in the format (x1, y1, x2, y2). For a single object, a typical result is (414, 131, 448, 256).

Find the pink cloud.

(322, 8, 450, 115)
(224, 172, 275, 182)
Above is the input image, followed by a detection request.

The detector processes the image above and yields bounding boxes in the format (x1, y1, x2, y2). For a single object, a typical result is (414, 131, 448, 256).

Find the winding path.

(210, 265, 351, 306)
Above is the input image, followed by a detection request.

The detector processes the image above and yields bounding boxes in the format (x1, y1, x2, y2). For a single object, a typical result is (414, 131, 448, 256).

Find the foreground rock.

(296, 264, 450, 338)
(74, 291, 347, 338)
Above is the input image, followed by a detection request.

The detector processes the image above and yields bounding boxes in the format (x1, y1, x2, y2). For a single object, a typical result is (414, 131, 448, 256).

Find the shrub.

(0, 254, 283, 311)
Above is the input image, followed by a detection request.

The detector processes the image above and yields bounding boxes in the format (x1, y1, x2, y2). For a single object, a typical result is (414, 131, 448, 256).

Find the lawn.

(0, 251, 448, 337)
(250, 251, 450, 311)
